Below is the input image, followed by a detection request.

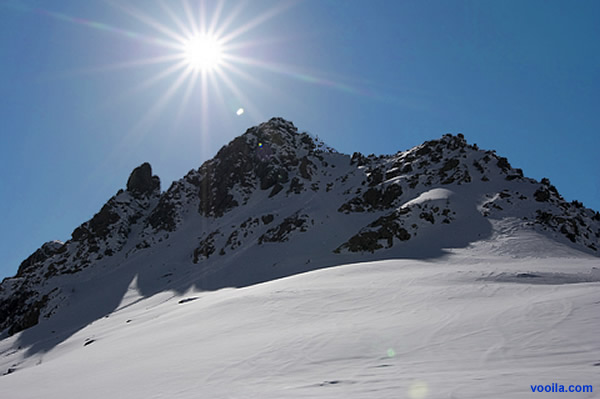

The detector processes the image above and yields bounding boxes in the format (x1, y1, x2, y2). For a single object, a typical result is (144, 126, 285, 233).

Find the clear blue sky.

(1, 0, 599, 279)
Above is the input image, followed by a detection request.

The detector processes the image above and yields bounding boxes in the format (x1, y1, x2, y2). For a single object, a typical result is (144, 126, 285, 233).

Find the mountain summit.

(1, 117, 599, 339)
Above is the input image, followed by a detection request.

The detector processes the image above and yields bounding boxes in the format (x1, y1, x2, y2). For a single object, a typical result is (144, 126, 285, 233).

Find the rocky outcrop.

(127, 162, 160, 197)
(1, 163, 161, 336)
(258, 213, 311, 244)
(145, 117, 328, 227)
(16, 241, 65, 277)
(338, 184, 403, 213)
(1, 119, 599, 339)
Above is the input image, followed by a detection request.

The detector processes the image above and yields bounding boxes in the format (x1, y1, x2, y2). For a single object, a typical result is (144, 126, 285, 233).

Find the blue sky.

(1, 0, 598, 279)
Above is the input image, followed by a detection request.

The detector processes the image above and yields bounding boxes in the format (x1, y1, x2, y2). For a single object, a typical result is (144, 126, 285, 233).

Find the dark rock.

(261, 214, 274, 224)
(17, 241, 65, 277)
(126, 163, 160, 197)
(178, 297, 198, 304)
(416, 146, 431, 156)
(337, 226, 409, 253)
(496, 157, 511, 172)
(335, 213, 411, 253)
(367, 168, 384, 186)
(193, 231, 220, 262)
(385, 168, 402, 180)
(259, 214, 309, 243)
(516, 273, 540, 278)
(3, 291, 51, 336)
(88, 204, 120, 239)
(419, 212, 435, 224)
(534, 188, 551, 202)
(440, 158, 460, 173)
(148, 196, 177, 231)
(288, 177, 304, 194)
(338, 184, 403, 213)
(350, 152, 367, 166)
(269, 183, 284, 197)
(299, 157, 314, 180)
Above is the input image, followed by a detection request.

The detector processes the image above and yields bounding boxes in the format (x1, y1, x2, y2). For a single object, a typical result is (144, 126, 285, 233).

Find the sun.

(182, 35, 223, 71)
(98, 1, 324, 131)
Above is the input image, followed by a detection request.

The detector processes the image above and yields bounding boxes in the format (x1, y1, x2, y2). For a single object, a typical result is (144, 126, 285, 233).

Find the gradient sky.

(1, 0, 599, 279)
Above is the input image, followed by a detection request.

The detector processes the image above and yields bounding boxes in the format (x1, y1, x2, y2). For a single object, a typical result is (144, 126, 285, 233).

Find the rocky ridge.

(1, 117, 599, 337)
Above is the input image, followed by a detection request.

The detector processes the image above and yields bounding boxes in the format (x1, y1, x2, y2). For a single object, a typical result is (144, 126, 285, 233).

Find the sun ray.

(108, 0, 187, 44)
(221, 36, 295, 52)
(207, 67, 230, 114)
(219, 61, 283, 100)
(225, 59, 309, 114)
(215, 66, 265, 122)
(4, 3, 176, 50)
(199, 68, 211, 159)
(218, 1, 296, 45)
(130, 61, 189, 94)
(39, 53, 185, 84)
(158, 0, 193, 38)
(61, 54, 184, 77)
(91, 60, 187, 116)
(207, 0, 225, 36)
(89, 64, 194, 186)
(173, 67, 201, 128)
(224, 53, 370, 97)
(182, 0, 199, 35)
(199, 0, 208, 34)
(129, 65, 194, 136)
(5, 0, 363, 183)
(24, 0, 357, 160)
(213, 1, 246, 39)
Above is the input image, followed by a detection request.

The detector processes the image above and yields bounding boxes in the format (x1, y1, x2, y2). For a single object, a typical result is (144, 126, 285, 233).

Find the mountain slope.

(1, 117, 599, 348)
(1, 250, 599, 398)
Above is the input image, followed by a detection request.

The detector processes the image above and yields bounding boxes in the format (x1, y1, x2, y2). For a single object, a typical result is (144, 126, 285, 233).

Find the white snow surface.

(1, 234, 599, 398)
(401, 188, 454, 208)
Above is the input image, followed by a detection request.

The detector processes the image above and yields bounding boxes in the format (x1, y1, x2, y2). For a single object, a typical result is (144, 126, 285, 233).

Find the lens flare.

(408, 381, 429, 399)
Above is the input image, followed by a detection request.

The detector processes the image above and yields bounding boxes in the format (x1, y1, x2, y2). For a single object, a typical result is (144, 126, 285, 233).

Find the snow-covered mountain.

(1, 118, 599, 397)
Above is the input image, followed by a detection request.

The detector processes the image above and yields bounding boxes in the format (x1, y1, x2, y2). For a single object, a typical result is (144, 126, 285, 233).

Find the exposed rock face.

(1, 163, 161, 336)
(1, 118, 599, 338)
(146, 118, 327, 231)
(127, 162, 160, 197)
(16, 241, 65, 277)
(258, 213, 311, 244)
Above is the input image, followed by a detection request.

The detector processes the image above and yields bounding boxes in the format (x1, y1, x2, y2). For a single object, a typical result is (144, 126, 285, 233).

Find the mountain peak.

(1, 119, 599, 340)
(239, 117, 313, 157)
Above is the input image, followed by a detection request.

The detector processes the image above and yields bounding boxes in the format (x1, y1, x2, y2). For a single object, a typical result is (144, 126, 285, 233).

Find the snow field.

(1, 248, 599, 398)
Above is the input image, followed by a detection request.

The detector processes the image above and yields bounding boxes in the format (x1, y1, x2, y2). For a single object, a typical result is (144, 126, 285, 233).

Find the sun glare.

(95, 1, 310, 134)
(183, 35, 223, 71)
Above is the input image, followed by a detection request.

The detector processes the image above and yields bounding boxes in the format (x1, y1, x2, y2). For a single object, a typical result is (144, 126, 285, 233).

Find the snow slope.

(1, 233, 598, 398)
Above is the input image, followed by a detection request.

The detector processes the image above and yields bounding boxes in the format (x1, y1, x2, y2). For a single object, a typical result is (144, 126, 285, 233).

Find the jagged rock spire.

(127, 163, 160, 197)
